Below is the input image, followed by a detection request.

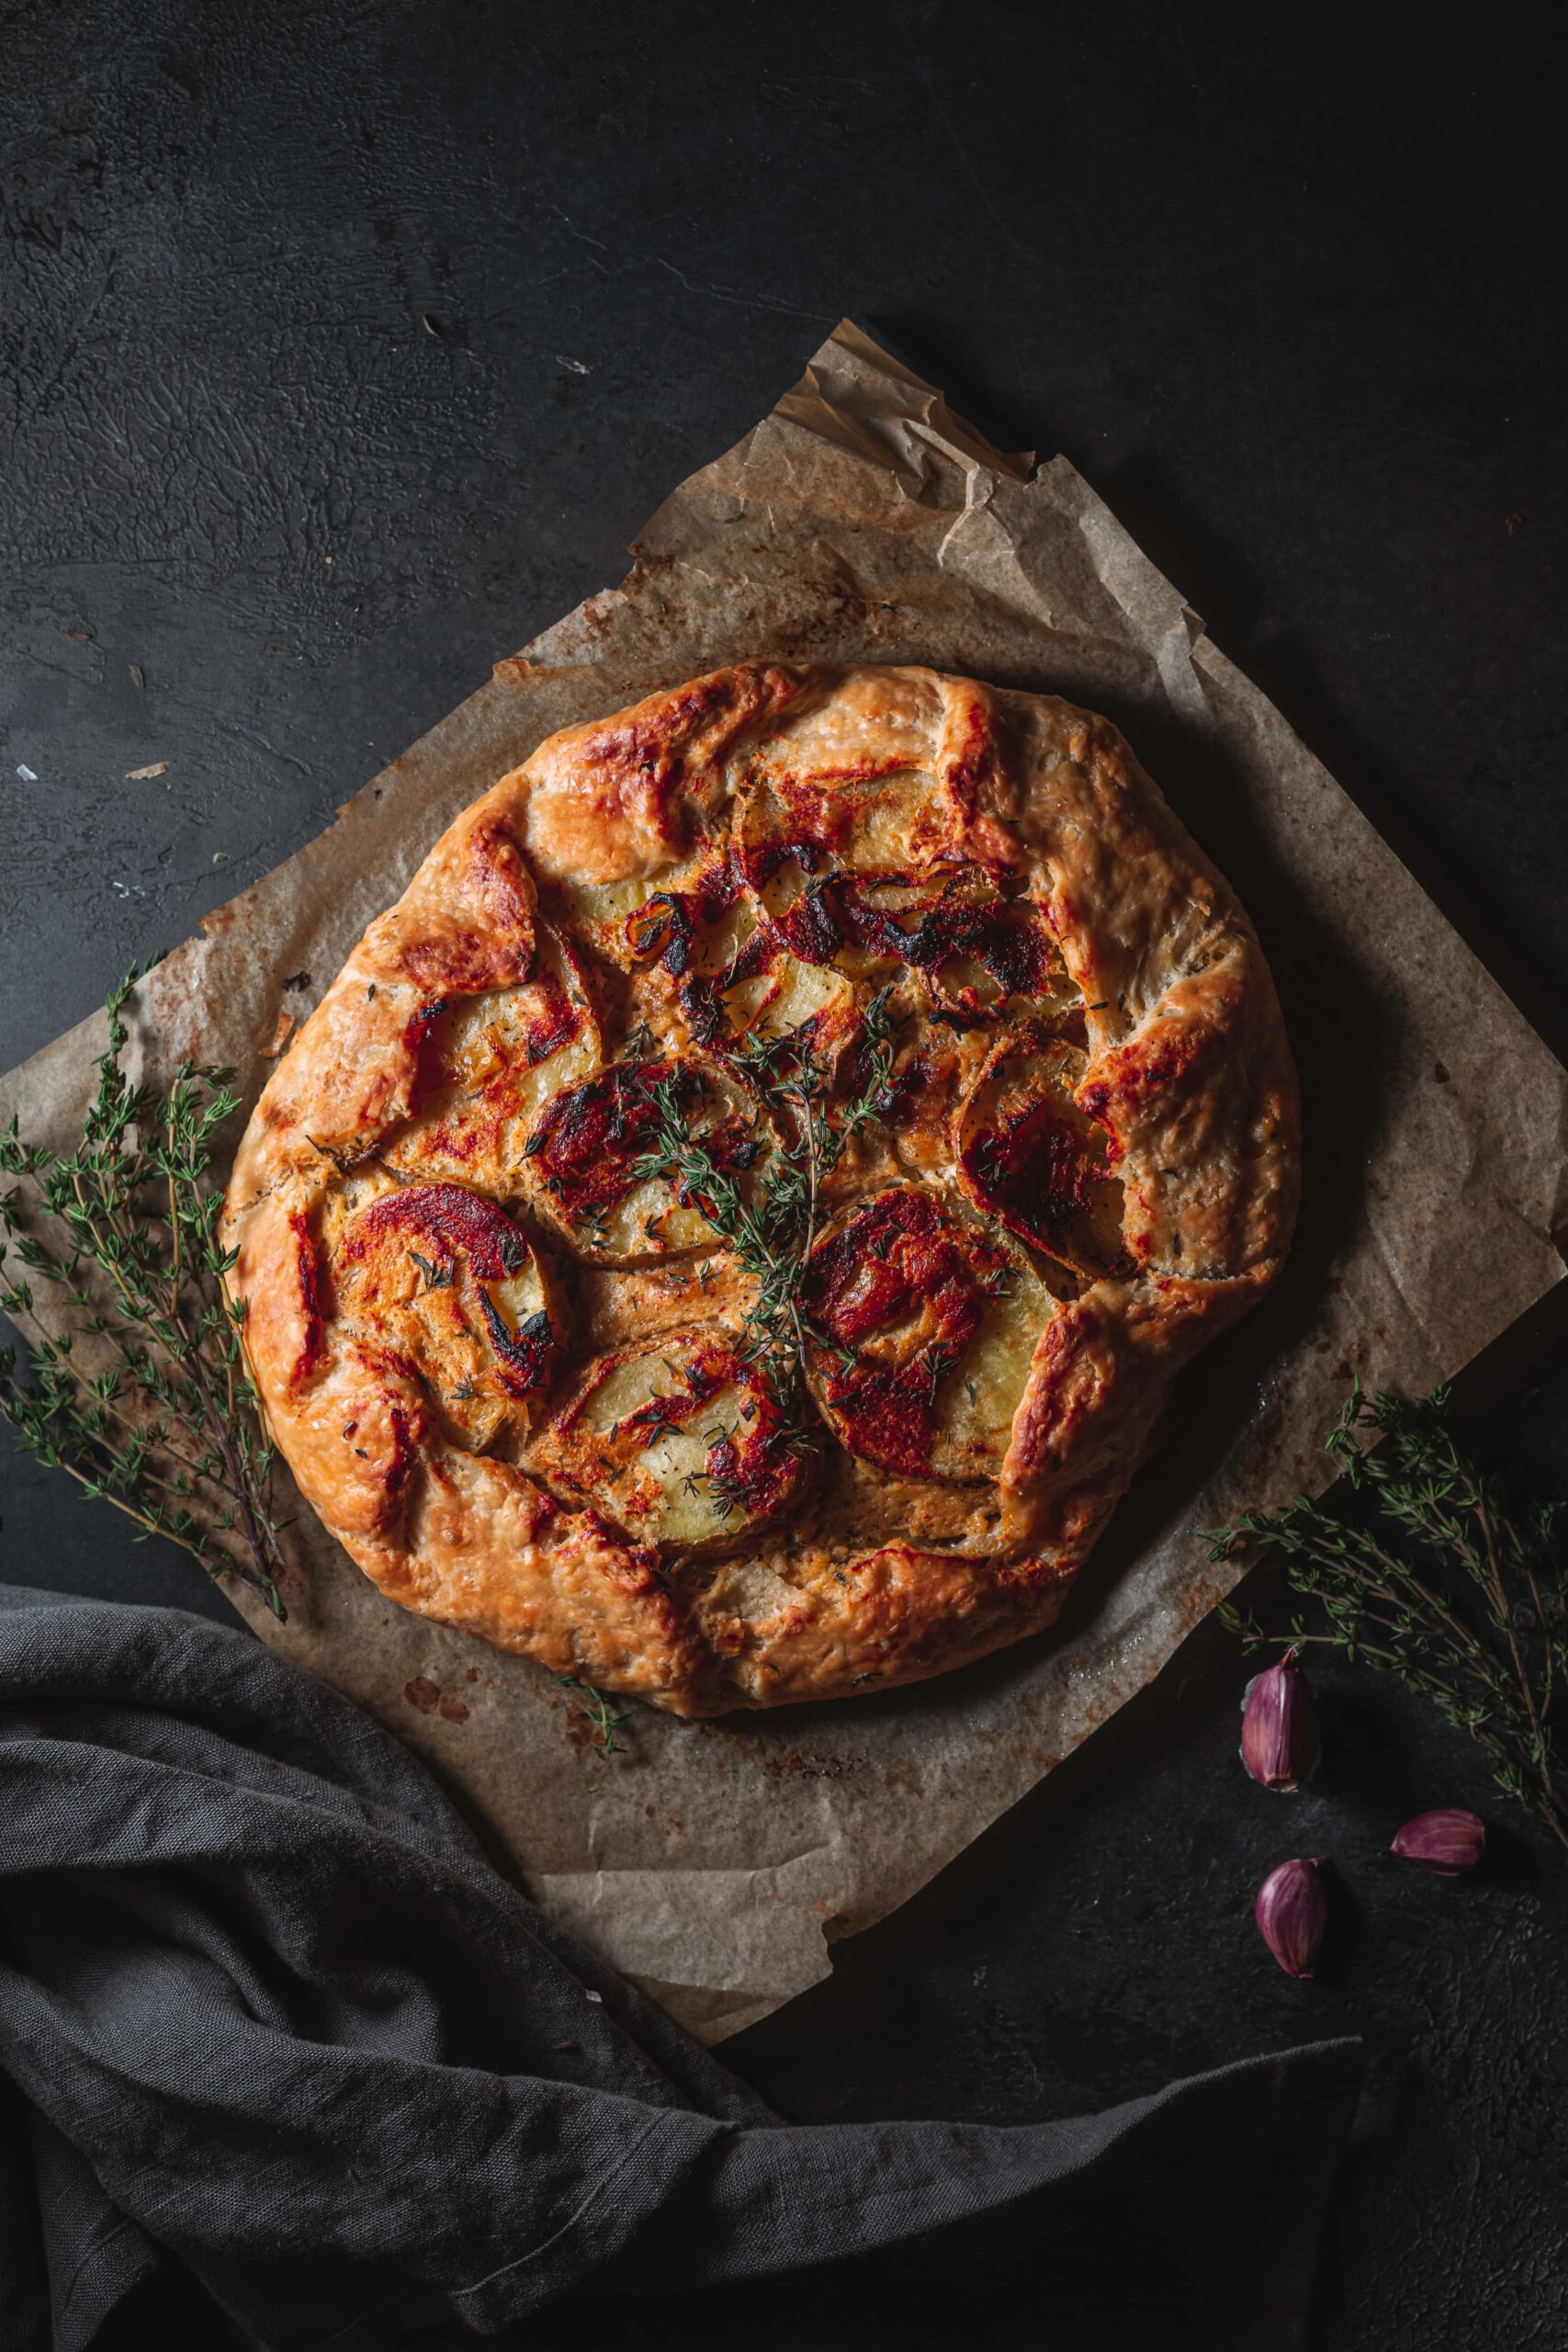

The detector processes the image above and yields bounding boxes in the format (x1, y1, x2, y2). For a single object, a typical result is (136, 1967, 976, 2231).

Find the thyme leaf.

(408, 1250, 454, 1290)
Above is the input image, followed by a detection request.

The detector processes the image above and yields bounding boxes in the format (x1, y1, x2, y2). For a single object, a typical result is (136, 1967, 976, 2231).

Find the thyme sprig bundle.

(1216, 1385, 1568, 1856)
(629, 989, 897, 1400)
(0, 964, 288, 1615)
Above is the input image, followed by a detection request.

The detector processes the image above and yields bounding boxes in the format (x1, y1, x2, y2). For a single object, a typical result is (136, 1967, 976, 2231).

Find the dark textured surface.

(2, 5, 1565, 2344)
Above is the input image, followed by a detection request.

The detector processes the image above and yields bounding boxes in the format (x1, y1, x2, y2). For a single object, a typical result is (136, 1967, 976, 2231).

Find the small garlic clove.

(1255, 1857, 1328, 1978)
(1240, 1645, 1320, 1792)
(1390, 1807, 1484, 1875)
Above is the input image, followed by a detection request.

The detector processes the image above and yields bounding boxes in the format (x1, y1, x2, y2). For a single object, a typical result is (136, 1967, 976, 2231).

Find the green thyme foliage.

(1215, 1385, 1568, 1854)
(628, 990, 896, 1400)
(0, 962, 288, 1615)
(557, 1674, 629, 1758)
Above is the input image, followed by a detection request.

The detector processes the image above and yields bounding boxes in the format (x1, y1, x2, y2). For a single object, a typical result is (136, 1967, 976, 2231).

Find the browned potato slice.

(534, 1325, 807, 1554)
(717, 933, 856, 1055)
(954, 1028, 1130, 1279)
(737, 791, 1078, 1033)
(545, 842, 720, 969)
(520, 1056, 768, 1266)
(333, 1182, 558, 1451)
(628, 875, 859, 1070)
(800, 1183, 1056, 1484)
(379, 922, 602, 1191)
(735, 764, 954, 875)
(833, 869, 1077, 1029)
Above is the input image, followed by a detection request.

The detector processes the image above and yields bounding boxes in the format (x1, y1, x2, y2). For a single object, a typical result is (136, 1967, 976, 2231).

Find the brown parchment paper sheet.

(6, 322, 1566, 2043)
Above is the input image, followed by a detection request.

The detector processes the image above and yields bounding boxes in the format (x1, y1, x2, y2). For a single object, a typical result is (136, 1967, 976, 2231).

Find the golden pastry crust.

(223, 663, 1298, 1716)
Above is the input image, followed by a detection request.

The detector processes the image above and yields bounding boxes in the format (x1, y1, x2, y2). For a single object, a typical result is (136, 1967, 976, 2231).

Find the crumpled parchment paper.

(5, 322, 1565, 2042)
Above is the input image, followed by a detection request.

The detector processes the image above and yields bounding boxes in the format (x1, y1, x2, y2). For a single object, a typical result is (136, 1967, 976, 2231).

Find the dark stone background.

(3, 5, 1565, 2344)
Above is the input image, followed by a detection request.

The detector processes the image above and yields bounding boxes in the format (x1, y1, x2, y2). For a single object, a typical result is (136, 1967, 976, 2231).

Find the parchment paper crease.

(5, 323, 1565, 2043)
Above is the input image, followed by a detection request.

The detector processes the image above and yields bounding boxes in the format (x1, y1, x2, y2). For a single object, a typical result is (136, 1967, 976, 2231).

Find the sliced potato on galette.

(331, 1182, 558, 1451)
(519, 1055, 769, 1266)
(955, 1026, 1130, 1280)
(378, 921, 602, 1192)
(800, 1183, 1058, 1485)
(533, 1324, 807, 1555)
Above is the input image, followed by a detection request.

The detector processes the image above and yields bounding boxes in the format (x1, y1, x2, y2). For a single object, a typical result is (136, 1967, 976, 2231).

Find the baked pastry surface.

(223, 664, 1298, 1715)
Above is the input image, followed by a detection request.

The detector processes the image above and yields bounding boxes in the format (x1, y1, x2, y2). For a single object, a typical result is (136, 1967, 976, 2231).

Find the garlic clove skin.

(1240, 1645, 1320, 1792)
(1255, 1857, 1328, 1978)
(1390, 1807, 1484, 1875)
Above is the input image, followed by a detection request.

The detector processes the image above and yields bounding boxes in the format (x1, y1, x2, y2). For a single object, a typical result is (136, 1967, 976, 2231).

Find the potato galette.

(223, 664, 1298, 1716)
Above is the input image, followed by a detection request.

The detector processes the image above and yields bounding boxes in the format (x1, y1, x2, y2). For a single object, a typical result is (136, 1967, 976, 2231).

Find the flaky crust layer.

(223, 664, 1297, 1715)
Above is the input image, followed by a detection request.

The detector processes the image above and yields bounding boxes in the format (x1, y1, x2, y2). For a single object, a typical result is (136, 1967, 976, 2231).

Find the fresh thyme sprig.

(629, 990, 896, 1399)
(1214, 1385, 1568, 1856)
(0, 962, 288, 1615)
(557, 1673, 628, 1758)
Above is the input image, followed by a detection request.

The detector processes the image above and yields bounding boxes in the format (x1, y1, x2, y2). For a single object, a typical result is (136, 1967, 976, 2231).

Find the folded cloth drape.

(0, 1587, 1360, 2350)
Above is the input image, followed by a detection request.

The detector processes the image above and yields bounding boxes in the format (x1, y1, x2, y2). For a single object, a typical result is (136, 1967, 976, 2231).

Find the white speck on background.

(16, 764, 37, 782)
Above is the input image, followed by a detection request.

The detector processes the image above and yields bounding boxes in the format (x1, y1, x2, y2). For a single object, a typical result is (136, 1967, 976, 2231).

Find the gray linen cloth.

(0, 1587, 1360, 2348)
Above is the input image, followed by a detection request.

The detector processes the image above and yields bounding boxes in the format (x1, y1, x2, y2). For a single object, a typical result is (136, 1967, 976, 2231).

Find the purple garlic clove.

(1240, 1645, 1320, 1792)
(1390, 1808, 1485, 1875)
(1255, 1858, 1328, 1978)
